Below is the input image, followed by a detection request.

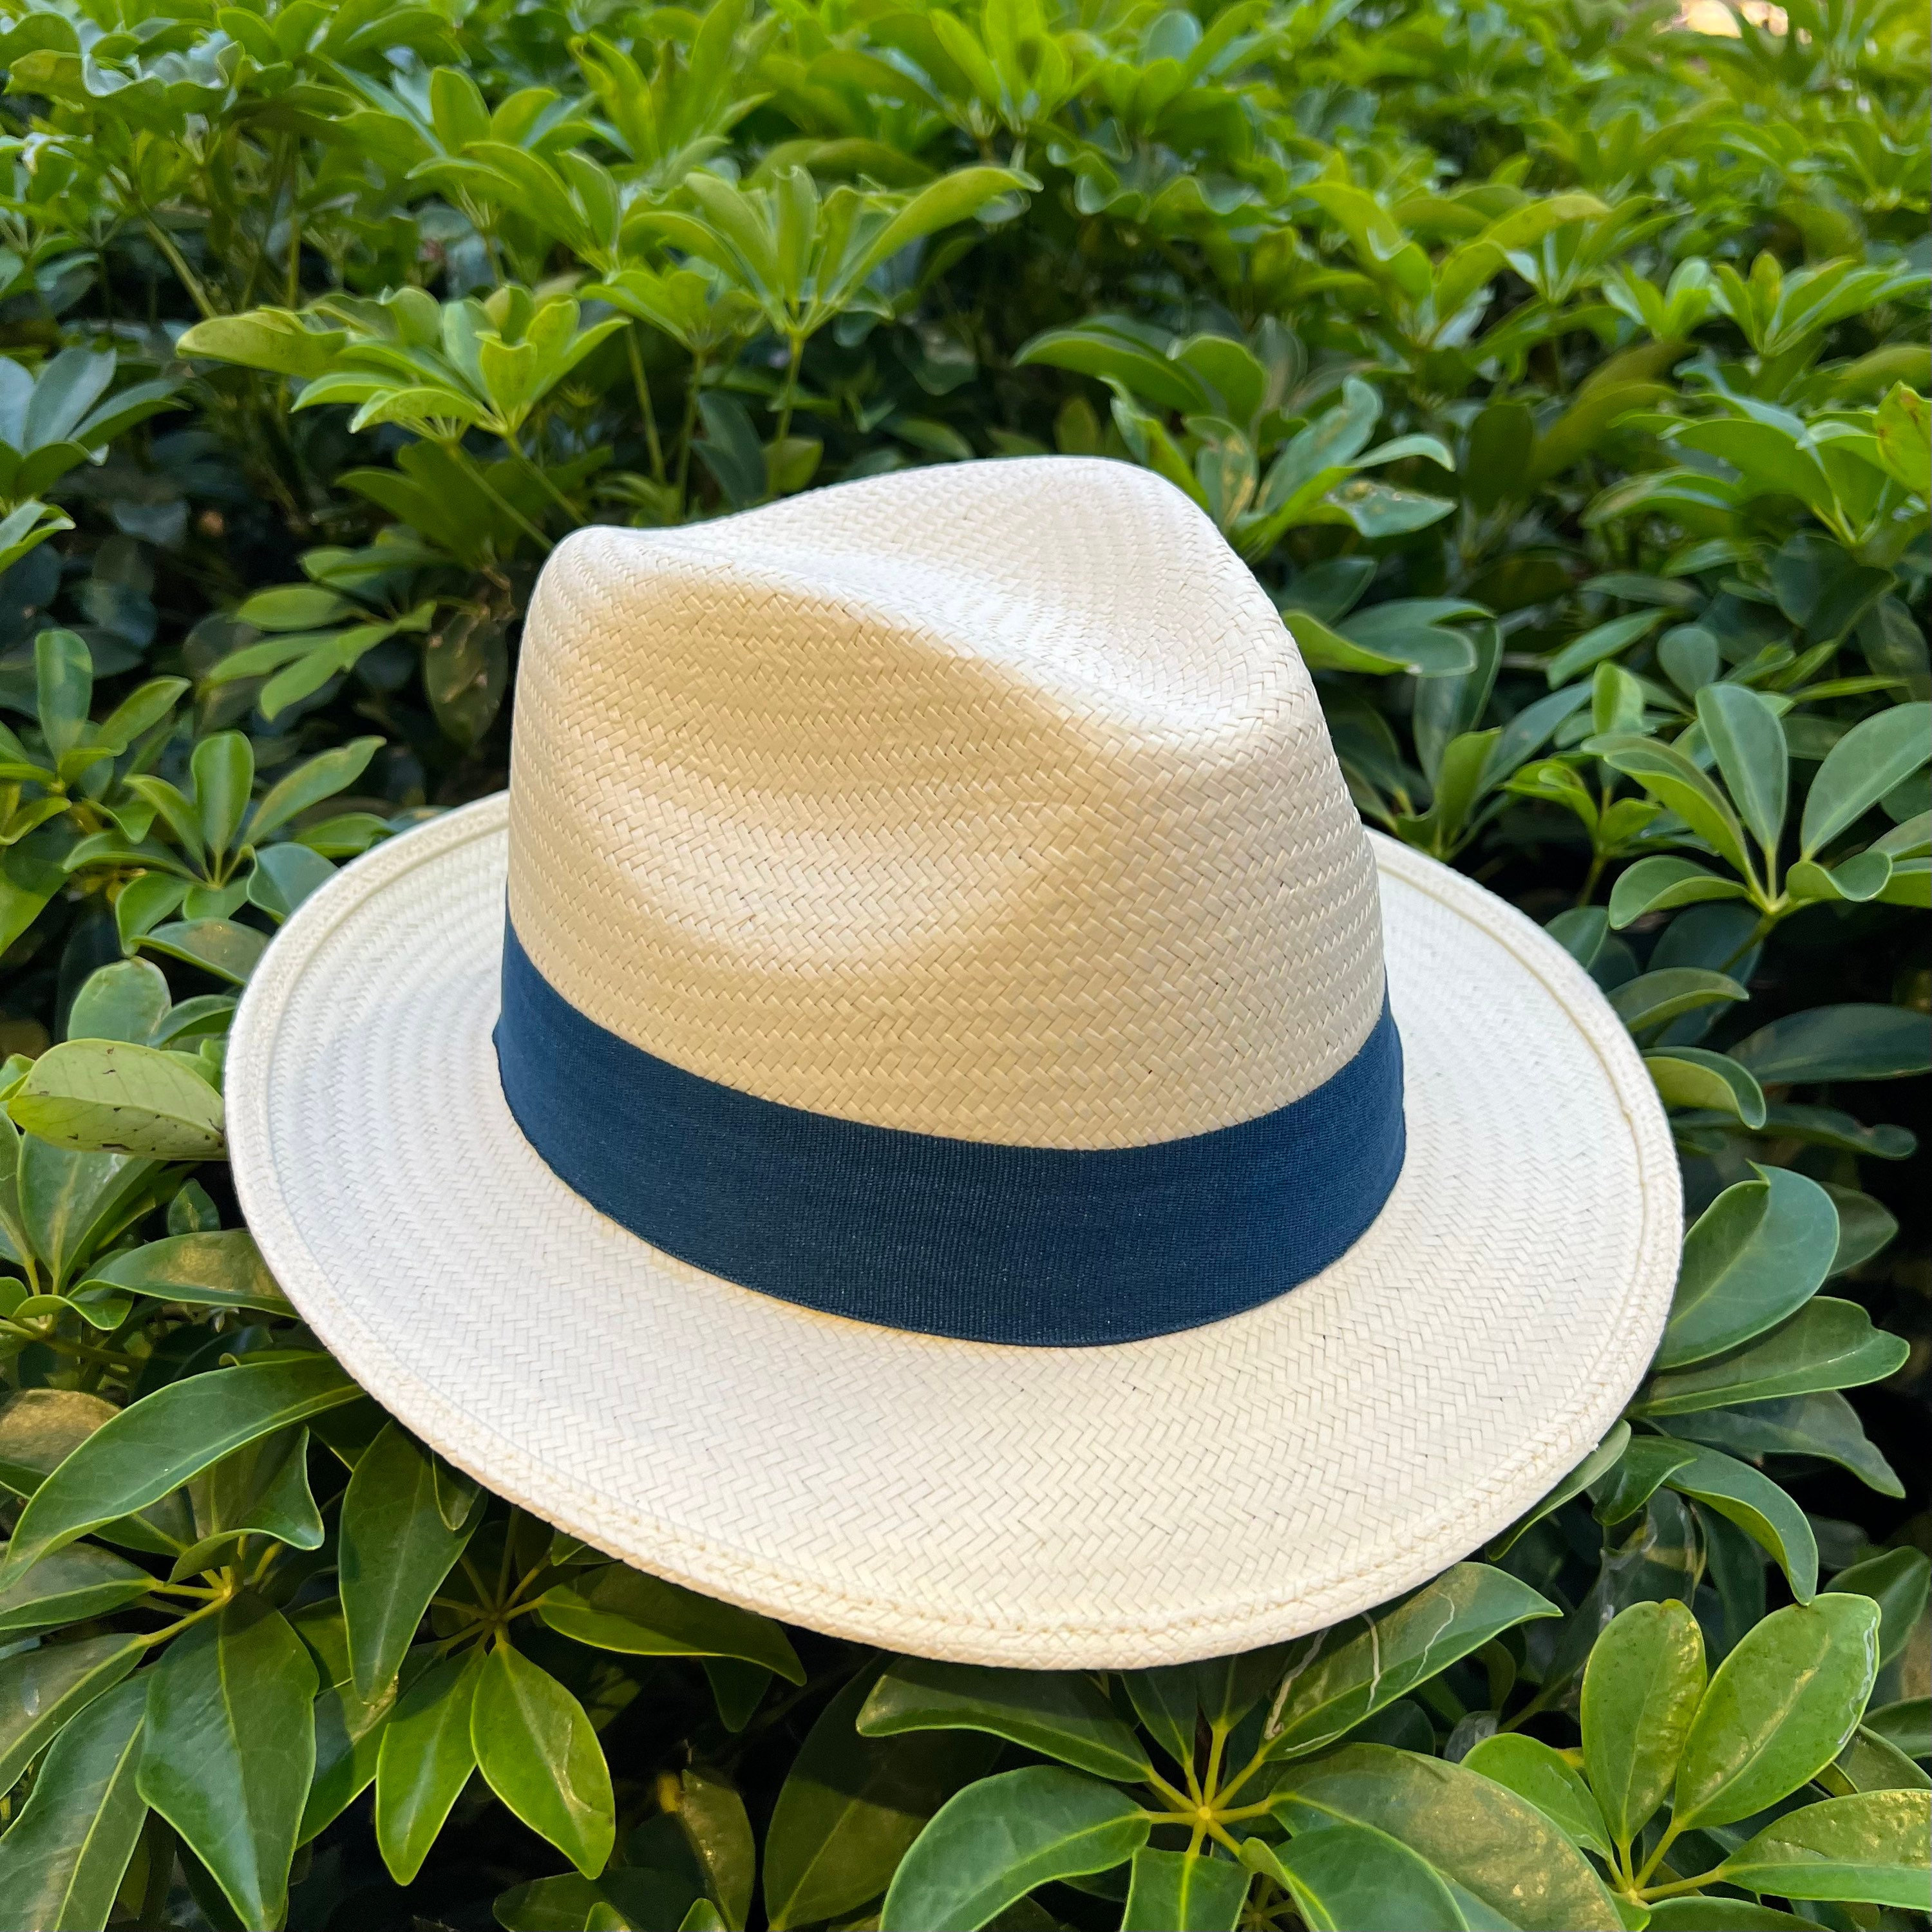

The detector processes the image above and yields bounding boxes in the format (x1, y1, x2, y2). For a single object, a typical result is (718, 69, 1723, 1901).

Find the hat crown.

(506, 457, 1382, 1149)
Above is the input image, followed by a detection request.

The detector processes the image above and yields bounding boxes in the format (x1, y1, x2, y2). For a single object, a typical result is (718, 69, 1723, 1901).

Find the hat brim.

(229, 793, 1678, 1668)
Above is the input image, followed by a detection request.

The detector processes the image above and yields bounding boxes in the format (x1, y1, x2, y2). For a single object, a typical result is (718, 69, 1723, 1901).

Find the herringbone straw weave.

(229, 457, 1680, 1667)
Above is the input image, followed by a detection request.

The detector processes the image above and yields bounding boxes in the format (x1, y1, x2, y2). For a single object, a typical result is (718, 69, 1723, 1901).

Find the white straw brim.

(229, 794, 1678, 1668)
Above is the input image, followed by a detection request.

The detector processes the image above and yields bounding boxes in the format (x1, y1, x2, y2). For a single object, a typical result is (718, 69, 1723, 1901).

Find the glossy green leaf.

(0, 1541, 152, 1634)
(7, 1039, 225, 1158)
(1829, 1548, 1930, 1667)
(493, 1868, 703, 1931)
(1578, 1598, 1705, 1846)
(0, 1632, 144, 1795)
(764, 1669, 999, 1931)
(1593, 1435, 1696, 1524)
(341, 1423, 480, 1698)
(1643, 1048, 1766, 1128)
(1269, 1745, 1622, 1929)
(659, 1766, 755, 1931)
(858, 1658, 1150, 1781)
(1486, 1424, 1631, 1558)
(1672, 1594, 1880, 1829)
(1799, 702, 1932, 856)
(1662, 1441, 1817, 1600)
(1728, 1003, 1932, 1084)
(175, 1425, 324, 1577)
(535, 1564, 802, 1680)
(1242, 1823, 1468, 1931)
(1119, 1846, 1249, 1929)
(1590, 734, 1754, 878)
(1656, 1169, 1840, 1369)
(374, 1649, 482, 1886)
(471, 1642, 614, 1878)
(77, 1229, 292, 1316)
(64, 959, 171, 1045)
(1642, 1901, 1833, 1929)
(1824, 1723, 1931, 1794)
(1636, 1298, 1910, 1414)
(0, 1674, 147, 1932)
(297, 1610, 399, 1846)
(1658, 1392, 1902, 1497)
(1266, 1563, 1558, 1759)
(1864, 1698, 1930, 1761)
(1720, 1790, 1931, 1906)
(1608, 968, 1747, 1036)
(878, 1766, 1150, 1932)
(137, 1593, 318, 1931)
(1460, 1733, 1613, 1859)
(0, 1356, 357, 1586)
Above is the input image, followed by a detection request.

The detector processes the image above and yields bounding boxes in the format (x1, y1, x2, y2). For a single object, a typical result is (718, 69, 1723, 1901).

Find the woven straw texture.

(231, 797, 1678, 1666)
(507, 459, 1383, 1146)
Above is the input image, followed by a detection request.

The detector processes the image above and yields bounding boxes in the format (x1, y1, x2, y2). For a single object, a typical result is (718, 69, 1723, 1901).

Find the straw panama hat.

(228, 456, 1680, 1669)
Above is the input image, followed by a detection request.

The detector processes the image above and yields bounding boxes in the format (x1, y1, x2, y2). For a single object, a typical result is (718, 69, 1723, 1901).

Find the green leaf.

(1608, 968, 1747, 1036)
(1244, 1821, 1468, 1931)
(0, 1632, 144, 1795)
(137, 1593, 318, 1931)
(659, 1766, 755, 1931)
(190, 733, 253, 862)
(0, 1542, 152, 1634)
(1607, 857, 1750, 927)
(1697, 684, 1788, 853)
(247, 736, 383, 844)
(138, 919, 268, 986)
(1728, 1004, 1932, 1084)
(65, 960, 171, 1046)
(0, 1674, 147, 1932)
(1864, 1698, 1929, 1761)
(7, 1039, 225, 1158)
(297, 1610, 399, 1846)
(1579, 1599, 1705, 1848)
(858, 1659, 1151, 1782)
(1589, 732, 1755, 878)
(1657, 1169, 1841, 1369)
(1269, 1745, 1623, 1929)
(878, 1766, 1150, 1932)
(493, 1868, 703, 1931)
(1663, 1443, 1817, 1598)
(1659, 1392, 1902, 1497)
(375, 1649, 482, 1886)
(1672, 1594, 1880, 1830)
(1799, 703, 1931, 856)
(472, 1643, 614, 1878)
(1267, 1563, 1558, 1760)
(77, 1230, 292, 1316)
(1487, 1423, 1632, 1558)
(1461, 1733, 1613, 1859)
(341, 1424, 480, 1698)
(1829, 1548, 1930, 1669)
(535, 1565, 802, 1681)
(176, 310, 346, 377)
(1119, 1847, 1248, 1929)
(1643, 1048, 1766, 1128)
(1546, 609, 1669, 687)
(0, 1356, 358, 1586)
(1720, 1790, 1929, 1907)
(1643, 1900, 1835, 1929)
(1636, 1298, 1910, 1414)
(764, 1669, 999, 1931)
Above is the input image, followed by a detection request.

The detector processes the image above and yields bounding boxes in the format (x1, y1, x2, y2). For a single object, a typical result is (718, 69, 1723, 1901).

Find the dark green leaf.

(1636, 1298, 1910, 1414)
(0, 1632, 144, 1796)
(1799, 703, 1931, 856)
(860, 1660, 1149, 1782)
(0, 1356, 357, 1586)
(1266, 1564, 1558, 1759)
(0, 1542, 152, 1634)
(764, 1668, 1000, 1932)
(1658, 1392, 1902, 1497)
(1244, 1821, 1467, 1931)
(878, 1766, 1150, 1932)
(1828, 1548, 1929, 1668)
(1697, 683, 1787, 853)
(77, 1230, 294, 1316)
(659, 1766, 755, 1931)
(1728, 1004, 1932, 1084)
(341, 1423, 480, 1698)
(1119, 1846, 1248, 1929)
(0, 1674, 147, 1932)
(535, 1565, 801, 1681)
(137, 1593, 317, 1931)
(1661, 1442, 1817, 1600)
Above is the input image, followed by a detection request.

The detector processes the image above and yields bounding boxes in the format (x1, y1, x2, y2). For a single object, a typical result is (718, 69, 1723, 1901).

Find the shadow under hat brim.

(227, 792, 1679, 1669)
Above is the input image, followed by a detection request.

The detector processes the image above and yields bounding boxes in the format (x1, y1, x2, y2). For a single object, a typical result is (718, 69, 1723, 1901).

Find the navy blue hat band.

(494, 921, 1405, 1346)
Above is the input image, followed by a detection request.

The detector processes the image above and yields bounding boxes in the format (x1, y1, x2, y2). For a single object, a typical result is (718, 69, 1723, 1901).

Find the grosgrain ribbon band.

(495, 922, 1405, 1346)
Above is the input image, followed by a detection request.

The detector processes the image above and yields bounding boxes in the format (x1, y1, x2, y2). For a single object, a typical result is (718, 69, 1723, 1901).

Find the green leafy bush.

(0, 0, 1927, 1925)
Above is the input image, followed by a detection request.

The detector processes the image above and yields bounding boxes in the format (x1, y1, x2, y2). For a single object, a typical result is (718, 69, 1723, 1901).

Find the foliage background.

(0, 0, 1927, 1926)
